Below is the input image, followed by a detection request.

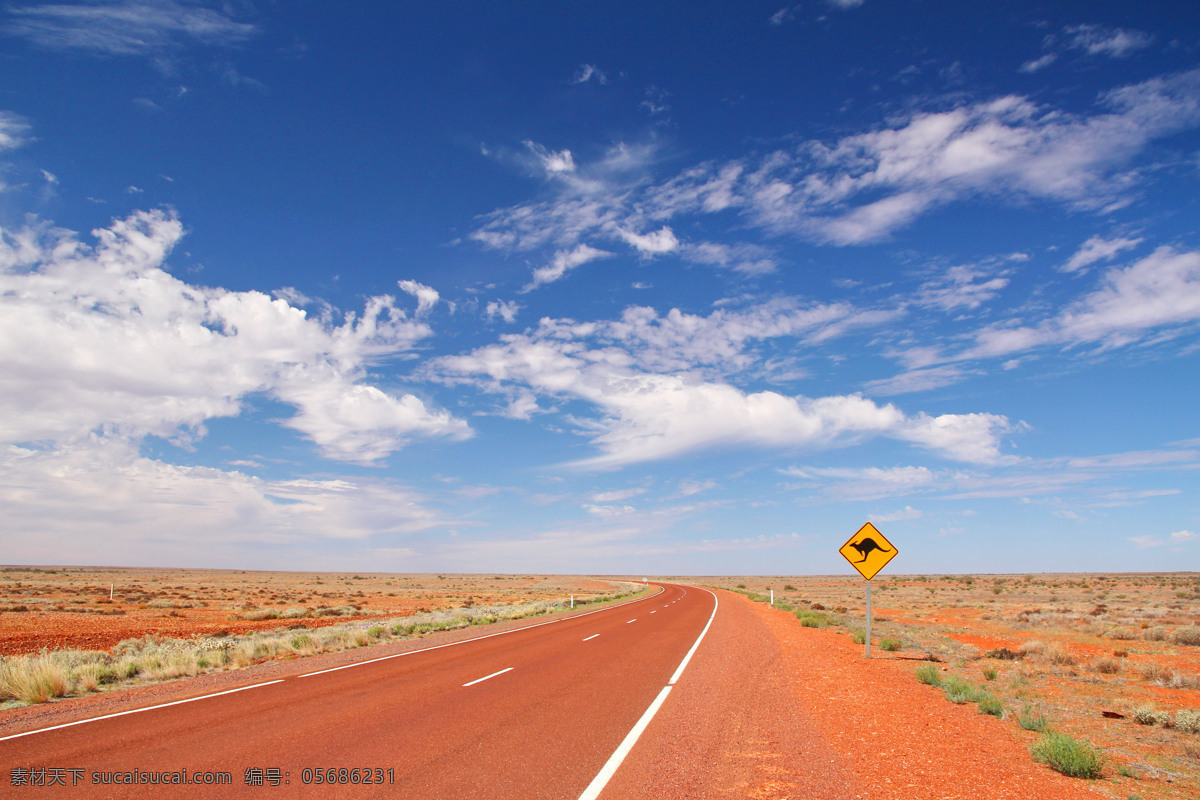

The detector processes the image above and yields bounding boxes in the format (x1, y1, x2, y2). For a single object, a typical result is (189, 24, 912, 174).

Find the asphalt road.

(0, 583, 717, 799)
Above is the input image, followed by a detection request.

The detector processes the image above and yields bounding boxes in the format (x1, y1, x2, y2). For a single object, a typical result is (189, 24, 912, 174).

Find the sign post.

(838, 521, 898, 658)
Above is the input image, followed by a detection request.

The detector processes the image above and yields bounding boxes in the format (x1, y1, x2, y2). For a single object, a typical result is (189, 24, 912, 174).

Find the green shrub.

(880, 638, 901, 651)
(982, 667, 998, 681)
(851, 628, 866, 645)
(795, 610, 828, 628)
(1018, 707, 1048, 731)
(978, 695, 1004, 717)
(915, 664, 941, 686)
(942, 676, 987, 704)
(1030, 732, 1105, 779)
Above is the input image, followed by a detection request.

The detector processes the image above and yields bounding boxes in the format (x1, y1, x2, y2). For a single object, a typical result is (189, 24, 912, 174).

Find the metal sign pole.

(865, 579, 872, 659)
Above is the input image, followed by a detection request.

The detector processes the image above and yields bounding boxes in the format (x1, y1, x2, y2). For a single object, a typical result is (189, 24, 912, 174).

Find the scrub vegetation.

(708, 573, 1200, 798)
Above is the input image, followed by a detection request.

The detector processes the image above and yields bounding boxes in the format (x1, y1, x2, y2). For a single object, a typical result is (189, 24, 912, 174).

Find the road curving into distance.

(0, 583, 717, 799)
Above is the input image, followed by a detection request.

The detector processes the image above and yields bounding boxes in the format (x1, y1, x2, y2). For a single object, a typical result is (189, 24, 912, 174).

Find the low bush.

(794, 610, 828, 628)
(1174, 626, 1200, 647)
(1030, 732, 1105, 779)
(943, 676, 988, 704)
(915, 664, 941, 685)
(1018, 707, 1048, 731)
(1175, 710, 1200, 734)
(851, 628, 865, 645)
(880, 638, 901, 651)
(978, 695, 1004, 717)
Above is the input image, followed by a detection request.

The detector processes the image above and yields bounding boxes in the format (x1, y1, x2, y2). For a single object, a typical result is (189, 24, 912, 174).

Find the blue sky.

(1, 1, 1198, 575)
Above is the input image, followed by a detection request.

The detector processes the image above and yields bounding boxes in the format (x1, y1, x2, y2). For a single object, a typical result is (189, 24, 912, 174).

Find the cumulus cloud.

(397, 279, 439, 315)
(431, 311, 1015, 468)
(485, 299, 520, 323)
(617, 225, 679, 256)
(4, 0, 258, 56)
(0, 440, 445, 567)
(0, 209, 470, 462)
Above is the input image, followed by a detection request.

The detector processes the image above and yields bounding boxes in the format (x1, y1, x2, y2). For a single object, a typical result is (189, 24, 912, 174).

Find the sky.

(1, 1, 1199, 576)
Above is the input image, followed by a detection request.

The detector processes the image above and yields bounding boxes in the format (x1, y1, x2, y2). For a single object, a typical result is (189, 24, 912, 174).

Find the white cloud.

(1066, 24, 1154, 59)
(4, 0, 258, 56)
(0, 111, 28, 152)
(397, 279, 439, 315)
(471, 69, 1200, 256)
(433, 324, 1015, 468)
(864, 365, 968, 396)
(1171, 530, 1198, 543)
(0, 209, 470, 462)
(523, 140, 576, 175)
(524, 243, 613, 291)
(617, 225, 679, 256)
(1019, 53, 1057, 74)
(782, 465, 937, 500)
(684, 241, 778, 275)
(485, 299, 520, 323)
(965, 246, 1200, 359)
(588, 487, 646, 502)
(1061, 234, 1142, 273)
(0, 440, 445, 568)
(914, 264, 1009, 310)
(828, 0, 865, 8)
(572, 64, 607, 84)
(871, 505, 922, 522)
(769, 6, 801, 26)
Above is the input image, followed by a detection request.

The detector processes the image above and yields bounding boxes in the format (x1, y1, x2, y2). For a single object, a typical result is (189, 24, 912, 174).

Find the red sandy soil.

(742, 591, 1116, 800)
(0, 568, 614, 655)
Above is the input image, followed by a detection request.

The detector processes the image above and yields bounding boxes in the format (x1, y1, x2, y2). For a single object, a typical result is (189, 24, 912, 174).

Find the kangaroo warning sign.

(839, 521, 897, 581)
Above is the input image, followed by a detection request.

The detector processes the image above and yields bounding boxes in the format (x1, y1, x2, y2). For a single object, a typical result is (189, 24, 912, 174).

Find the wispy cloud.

(571, 64, 607, 85)
(964, 246, 1200, 360)
(470, 69, 1200, 262)
(1061, 234, 1142, 273)
(1066, 24, 1154, 59)
(4, 0, 258, 56)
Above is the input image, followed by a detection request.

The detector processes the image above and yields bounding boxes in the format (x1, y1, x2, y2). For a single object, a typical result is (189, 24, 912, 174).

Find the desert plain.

(1, 567, 1197, 800)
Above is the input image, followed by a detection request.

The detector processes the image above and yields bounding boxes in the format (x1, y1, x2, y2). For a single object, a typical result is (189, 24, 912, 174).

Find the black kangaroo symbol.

(850, 537, 891, 563)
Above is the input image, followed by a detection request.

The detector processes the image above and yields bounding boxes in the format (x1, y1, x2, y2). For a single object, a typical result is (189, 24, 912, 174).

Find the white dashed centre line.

(582, 634, 599, 642)
(462, 667, 513, 687)
(626, 619, 636, 624)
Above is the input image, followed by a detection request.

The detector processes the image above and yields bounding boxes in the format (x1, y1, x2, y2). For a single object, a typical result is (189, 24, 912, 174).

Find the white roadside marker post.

(770, 588, 774, 606)
(570, 594, 574, 609)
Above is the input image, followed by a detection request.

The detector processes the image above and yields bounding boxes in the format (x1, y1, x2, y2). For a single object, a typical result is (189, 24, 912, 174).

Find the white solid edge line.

(300, 585, 664, 678)
(577, 587, 718, 800)
(582, 634, 600, 642)
(462, 667, 513, 687)
(576, 686, 672, 800)
(0, 680, 285, 742)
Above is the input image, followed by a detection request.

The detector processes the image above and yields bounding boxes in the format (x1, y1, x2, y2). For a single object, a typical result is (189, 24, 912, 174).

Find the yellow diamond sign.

(839, 522, 898, 581)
